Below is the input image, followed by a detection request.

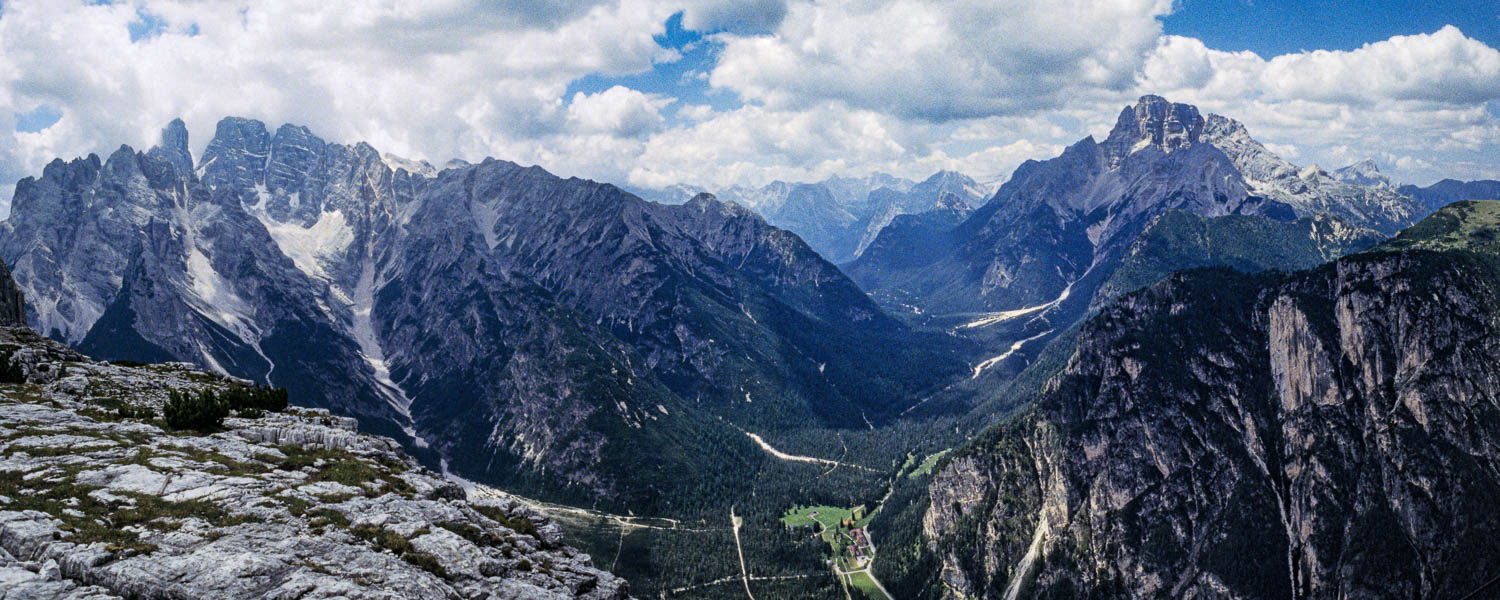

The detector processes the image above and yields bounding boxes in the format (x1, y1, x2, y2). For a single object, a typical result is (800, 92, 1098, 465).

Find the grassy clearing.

(898, 452, 918, 474)
(272, 444, 415, 498)
(783, 503, 874, 570)
(781, 505, 862, 538)
(845, 570, 886, 600)
(908, 449, 951, 479)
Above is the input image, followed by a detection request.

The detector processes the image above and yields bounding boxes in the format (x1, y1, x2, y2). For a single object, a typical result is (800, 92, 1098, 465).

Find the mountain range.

(0, 118, 967, 513)
(1399, 178, 1500, 213)
(847, 96, 1426, 391)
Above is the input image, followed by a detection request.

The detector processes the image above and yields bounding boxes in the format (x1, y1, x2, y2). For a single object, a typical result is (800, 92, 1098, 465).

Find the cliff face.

(923, 201, 1500, 599)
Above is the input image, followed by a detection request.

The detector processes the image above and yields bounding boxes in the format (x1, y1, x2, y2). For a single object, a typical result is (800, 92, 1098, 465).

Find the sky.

(1, 0, 1499, 214)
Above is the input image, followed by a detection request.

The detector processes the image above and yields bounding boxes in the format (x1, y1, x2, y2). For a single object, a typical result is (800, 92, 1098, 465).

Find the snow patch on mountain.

(177, 199, 258, 346)
(247, 184, 354, 282)
(347, 251, 426, 447)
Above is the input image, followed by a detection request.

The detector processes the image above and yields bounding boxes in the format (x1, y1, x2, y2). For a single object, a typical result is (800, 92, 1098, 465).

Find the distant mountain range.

(0, 118, 967, 512)
(636, 170, 989, 264)
(1399, 178, 1500, 213)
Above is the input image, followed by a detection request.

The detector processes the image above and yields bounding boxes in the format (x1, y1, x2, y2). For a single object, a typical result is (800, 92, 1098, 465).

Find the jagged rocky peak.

(383, 152, 438, 177)
(1201, 111, 1250, 139)
(676, 190, 762, 221)
(1299, 163, 1328, 179)
(932, 191, 972, 212)
(200, 116, 273, 191)
(921, 170, 971, 186)
(685, 191, 722, 206)
(1102, 95, 1205, 163)
(683, 189, 749, 212)
(145, 118, 194, 180)
(913, 170, 987, 203)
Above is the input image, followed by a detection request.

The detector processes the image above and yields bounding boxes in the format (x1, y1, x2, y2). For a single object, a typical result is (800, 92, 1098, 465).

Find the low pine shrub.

(0, 349, 25, 384)
(236, 407, 266, 419)
(115, 405, 156, 420)
(220, 385, 289, 412)
(164, 390, 228, 431)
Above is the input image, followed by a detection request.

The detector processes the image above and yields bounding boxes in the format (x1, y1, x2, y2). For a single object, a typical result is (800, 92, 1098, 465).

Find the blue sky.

(1163, 0, 1499, 56)
(2, 0, 1499, 211)
(565, 12, 741, 118)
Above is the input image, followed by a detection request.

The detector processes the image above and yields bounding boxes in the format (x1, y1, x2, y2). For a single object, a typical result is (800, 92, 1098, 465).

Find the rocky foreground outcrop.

(0, 327, 629, 599)
(922, 201, 1500, 599)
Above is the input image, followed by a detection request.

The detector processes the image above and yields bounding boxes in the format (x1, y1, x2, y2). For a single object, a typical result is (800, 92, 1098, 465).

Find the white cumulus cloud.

(708, 0, 1174, 121)
(568, 86, 672, 138)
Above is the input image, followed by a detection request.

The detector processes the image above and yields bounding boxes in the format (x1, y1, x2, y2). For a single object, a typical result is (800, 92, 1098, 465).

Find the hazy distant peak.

(1332, 158, 1392, 189)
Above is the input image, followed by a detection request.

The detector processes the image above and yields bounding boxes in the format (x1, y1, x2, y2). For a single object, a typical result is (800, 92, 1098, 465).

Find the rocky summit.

(0, 326, 629, 600)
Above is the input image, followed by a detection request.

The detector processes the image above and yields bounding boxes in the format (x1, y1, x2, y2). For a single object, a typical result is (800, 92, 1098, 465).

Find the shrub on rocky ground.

(0, 348, 24, 384)
(220, 384, 289, 412)
(165, 389, 229, 431)
(165, 385, 290, 430)
(236, 407, 265, 419)
(116, 405, 156, 420)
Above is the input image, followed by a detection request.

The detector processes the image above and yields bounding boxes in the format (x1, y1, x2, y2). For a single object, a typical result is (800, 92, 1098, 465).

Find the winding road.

(731, 505, 756, 600)
(971, 328, 1055, 379)
(744, 432, 878, 472)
